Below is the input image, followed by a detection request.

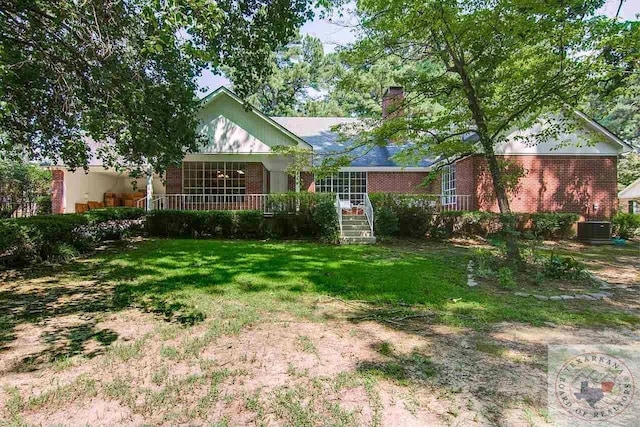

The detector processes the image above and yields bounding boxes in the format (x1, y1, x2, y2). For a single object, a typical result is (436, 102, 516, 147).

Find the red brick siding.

(367, 172, 430, 193)
(287, 172, 315, 192)
(166, 166, 182, 194)
(455, 157, 478, 210)
(245, 163, 264, 194)
(456, 155, 618, 219)
(52, 169, 64, 214)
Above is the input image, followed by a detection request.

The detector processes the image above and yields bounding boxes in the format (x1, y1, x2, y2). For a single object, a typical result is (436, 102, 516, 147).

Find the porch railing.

(138, 194, 277, 213)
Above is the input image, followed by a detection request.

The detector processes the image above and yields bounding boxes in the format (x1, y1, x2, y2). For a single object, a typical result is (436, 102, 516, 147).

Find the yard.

(1, 239, 638, 426)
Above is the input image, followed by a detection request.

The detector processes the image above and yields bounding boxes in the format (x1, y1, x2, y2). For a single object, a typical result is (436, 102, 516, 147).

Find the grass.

(1, 238, 638, 425)
(7, 238, 634, 332)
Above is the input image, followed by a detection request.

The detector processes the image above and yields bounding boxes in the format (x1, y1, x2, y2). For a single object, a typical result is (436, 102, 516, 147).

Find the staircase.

(341, 215, 376, 244)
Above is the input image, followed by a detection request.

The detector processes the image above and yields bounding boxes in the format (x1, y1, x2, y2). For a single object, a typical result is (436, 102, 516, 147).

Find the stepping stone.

(534, 295, 549, 301)
(467, 277, 479, 287)
(589, 292, 613, 300)
(574, 294, 596, 300)
(514, 292, 530, 297)
(549, 296, 563, 301)
(560, 295, 575, 300)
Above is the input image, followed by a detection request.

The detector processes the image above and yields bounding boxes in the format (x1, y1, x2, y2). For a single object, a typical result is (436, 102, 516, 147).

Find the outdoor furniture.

(75, 203, 89, 213)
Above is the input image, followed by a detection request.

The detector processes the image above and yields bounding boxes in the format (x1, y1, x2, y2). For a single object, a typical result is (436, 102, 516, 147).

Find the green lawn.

(74, 239, 639, 329)
(2, 238, 638, 426)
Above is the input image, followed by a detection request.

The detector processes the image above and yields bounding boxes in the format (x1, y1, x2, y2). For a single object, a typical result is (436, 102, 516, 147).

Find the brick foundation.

(52, 169, 64, 214)
(454, 154, 618, 219)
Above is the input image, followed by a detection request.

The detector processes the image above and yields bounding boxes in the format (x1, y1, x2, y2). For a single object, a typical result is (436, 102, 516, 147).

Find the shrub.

(374, 207, 400, 237)
(529, 213, 579, 239)
(612, 212, 640, 239)
(542, 254, 586, 280)
(0, 207, 145, 267)
(36, 195, 52, 215)
(311, 195, 339, 242)
(236, 210, 264, 238)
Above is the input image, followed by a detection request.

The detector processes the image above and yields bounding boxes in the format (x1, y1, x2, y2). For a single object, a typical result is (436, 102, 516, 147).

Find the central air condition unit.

(577, 221, 611, 245)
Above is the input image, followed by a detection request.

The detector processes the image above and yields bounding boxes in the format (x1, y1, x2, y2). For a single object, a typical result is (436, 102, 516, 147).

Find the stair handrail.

(335, 194, 343, 236)
(364, 193, 374, 235)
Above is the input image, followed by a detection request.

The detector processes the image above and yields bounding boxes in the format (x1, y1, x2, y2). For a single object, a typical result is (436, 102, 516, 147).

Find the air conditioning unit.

(577, 221, 611, 244)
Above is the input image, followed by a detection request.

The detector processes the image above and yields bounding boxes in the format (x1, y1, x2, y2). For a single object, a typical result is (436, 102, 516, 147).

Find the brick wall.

(166, 166, 182, 194)
(287, 172, 315, 192)
(367, 172, 431, 193)
(52, 169, 64, 214)
(455, 154, 618, 219)
(246, 163, 264, 194)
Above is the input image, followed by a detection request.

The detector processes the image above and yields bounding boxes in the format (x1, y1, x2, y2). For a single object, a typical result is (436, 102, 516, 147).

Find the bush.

(236, 210, 264, 238)
(528, 213, 579, 239)
(145, 193, 338, 242)
(374, 207, 400, 237)
(542, 254, 587, 280)
(612, 212, 640, 239)
(36, 195, 52, 215)
(0, 207, 145, 267)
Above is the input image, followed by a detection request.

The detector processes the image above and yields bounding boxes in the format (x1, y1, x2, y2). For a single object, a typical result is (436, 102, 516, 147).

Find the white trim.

(199, 86, 313, 149)
(573, 110, 633, 152)
(338, 166, 433, 172)
(619, 176, 640, 198)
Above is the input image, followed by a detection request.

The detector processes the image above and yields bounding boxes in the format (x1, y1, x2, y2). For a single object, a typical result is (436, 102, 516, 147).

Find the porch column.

(295, 171, 301, 193)
(145, 164, 153, 211)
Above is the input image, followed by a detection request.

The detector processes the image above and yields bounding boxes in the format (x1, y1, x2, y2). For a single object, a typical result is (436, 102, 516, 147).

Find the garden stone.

(514, 292, 530, 297)
(534, 295, 549, 301)
(549, 296, 563, 301)
(574, 294, 596, 300)
(589, 292, 612, 300)
(560, 295, 574, 300)
(467, 277, 479, 287)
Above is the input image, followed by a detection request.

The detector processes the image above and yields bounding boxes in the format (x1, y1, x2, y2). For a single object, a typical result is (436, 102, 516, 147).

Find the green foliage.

(36, 195, 52, 215)
(612, 212, 640, 239)
(542, 254, 587, 280)
(145, 194, 339, 242)
(374, 207, 400, 238)
(0, 0, 313, 173)
(236, 211, 265, 239)
(618, 153, 640, 188)
(497, 267, 516, 288)
(0, 159, 51, 217)
(369, 194, 579, 240)
(0, 207, 145, 266)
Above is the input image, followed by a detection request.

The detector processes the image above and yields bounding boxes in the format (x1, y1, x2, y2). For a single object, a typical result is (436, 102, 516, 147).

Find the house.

(50, 86, 632, 233)
(619, 177, 640, 214)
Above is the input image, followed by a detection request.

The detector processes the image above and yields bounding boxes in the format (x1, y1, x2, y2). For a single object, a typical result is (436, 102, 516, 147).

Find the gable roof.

(619, 176, 640, 199)
(573, 110, 634, 152)
(271, 117, 435, 168)
(199, 86, 312, 149)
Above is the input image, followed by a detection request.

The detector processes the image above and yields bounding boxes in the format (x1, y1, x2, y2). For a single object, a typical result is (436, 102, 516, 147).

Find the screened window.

(441, 164, 456, 204)
(316, 172, 367, 204)
(183, 162, 246, 195)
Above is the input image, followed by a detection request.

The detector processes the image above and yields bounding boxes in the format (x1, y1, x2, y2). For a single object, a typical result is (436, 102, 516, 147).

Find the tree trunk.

(480, 141, 521, 261)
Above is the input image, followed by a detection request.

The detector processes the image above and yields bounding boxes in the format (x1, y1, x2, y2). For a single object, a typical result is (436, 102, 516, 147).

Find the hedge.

(612, 212, 640, 239)
(145, 192, 339, 242)
(369, 193, 579, 240)
(0, 207, 145, 267)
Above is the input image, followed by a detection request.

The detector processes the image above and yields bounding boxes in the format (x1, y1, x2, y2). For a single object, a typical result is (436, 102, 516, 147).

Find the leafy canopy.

(0, 0, 315, 174)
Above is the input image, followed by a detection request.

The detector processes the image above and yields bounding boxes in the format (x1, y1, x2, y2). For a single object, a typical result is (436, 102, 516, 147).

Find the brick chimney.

(382, 86, 404, 119)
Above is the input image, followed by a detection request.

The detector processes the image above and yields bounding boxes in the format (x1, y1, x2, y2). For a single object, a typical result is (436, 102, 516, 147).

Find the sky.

(196, 0, 640, 94)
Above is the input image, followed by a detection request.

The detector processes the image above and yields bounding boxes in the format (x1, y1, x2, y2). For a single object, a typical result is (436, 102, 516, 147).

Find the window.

(630, 201, 640, 214)
(316, 172, 367, 204)
(441, 164, 456, 205)
(182, 162, 246, 195)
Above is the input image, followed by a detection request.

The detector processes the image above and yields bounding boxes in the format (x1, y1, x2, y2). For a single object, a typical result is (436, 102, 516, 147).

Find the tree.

(0, 0, 314, 174)
(0, 158, 51, 217)
(346, 0, 625, 259)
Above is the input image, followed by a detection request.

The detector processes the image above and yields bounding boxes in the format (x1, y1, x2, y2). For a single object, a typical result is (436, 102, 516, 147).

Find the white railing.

(438, 194, 471, 212)
(364, 193, 374, 235)
(136, 194, 288, 214)
(335, 194, 343, 235)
